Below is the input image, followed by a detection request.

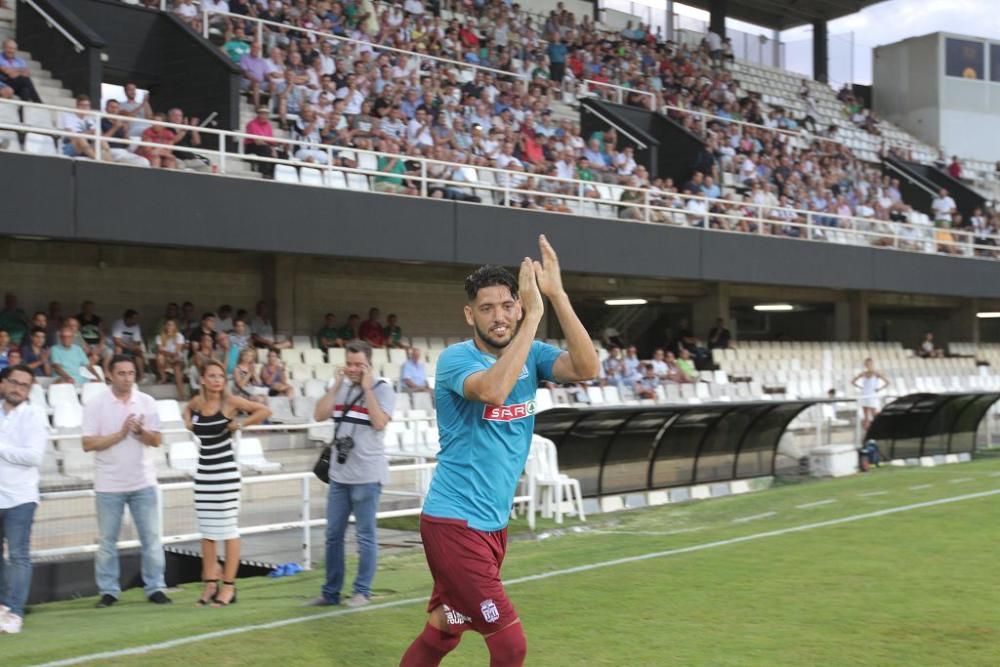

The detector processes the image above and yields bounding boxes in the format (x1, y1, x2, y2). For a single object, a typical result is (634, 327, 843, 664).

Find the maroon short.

(420, 514, 517, 635)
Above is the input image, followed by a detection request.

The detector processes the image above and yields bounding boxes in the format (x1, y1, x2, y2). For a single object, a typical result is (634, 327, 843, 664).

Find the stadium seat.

(411, 391, 434, 412)
(168, 439, 198, 475)
(327, 348, 346, 365)
(530, 436, 585, 524)
(301, 348, 325, 365)
(303, 378, 327, 398)
(312, 364, 335, 381)
(235, 435, 281, 473)
(80, 382, 108, 405)
(267, 396, 302, 423)
(300, 167, 324, 187)
(24, 132, 57, 156)
(274, 164, 299, 183)
(0, 130, 20, 153)
(293, 396, 317, 420)
(47, 383, 80, 408)
(327, 169, 348, 189)
(346, 172, 370, 192)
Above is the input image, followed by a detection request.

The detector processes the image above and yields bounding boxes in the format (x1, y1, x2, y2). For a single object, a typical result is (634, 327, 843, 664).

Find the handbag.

(313, 382, 381, 483)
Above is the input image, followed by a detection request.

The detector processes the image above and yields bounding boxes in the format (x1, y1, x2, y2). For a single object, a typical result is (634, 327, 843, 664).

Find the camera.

(333, 436, 355, 464)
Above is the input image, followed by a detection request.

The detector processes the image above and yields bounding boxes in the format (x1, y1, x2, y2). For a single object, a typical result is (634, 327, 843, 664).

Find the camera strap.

(332, 380, 385, 440)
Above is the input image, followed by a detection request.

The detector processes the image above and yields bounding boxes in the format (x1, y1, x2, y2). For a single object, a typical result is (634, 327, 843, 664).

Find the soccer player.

(400, 235, 599, 667)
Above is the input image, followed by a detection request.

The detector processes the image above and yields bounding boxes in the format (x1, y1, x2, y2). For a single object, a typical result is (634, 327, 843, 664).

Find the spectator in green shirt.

(337, 314, 359, 344)
(222, 26, 251, 65)
(317, 313, 343, 352)
(373, 139, 418, 195)
(383, 314, 404, 349)
(676, 348, 699, 381)
(576, 158, 600, 199)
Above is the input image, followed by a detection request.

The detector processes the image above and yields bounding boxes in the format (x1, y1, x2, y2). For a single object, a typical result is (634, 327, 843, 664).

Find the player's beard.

(475, 318, 519, 350)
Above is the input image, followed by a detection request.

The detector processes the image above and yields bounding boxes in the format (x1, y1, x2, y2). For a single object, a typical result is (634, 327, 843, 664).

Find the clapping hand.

(518, 255, 544, 321)
(532, 234, 565, 299)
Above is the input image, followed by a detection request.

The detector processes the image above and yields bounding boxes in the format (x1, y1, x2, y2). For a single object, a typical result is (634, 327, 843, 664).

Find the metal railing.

(192, 6, 530, 83)
(3, 97, 999, 260)
(17, 0, 85, 53)
(34, 416, 539, 567)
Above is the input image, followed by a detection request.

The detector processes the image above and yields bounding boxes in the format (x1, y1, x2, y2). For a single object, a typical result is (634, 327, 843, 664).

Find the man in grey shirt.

(308, 341, 395, 607)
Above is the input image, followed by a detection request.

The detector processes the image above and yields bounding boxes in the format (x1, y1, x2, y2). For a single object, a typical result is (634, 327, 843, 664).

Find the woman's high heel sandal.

(212, 581, 238, 607)
(196, 579, 219, 606)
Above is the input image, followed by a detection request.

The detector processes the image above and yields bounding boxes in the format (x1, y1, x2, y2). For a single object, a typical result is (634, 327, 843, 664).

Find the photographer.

(308, 341, 395, 608)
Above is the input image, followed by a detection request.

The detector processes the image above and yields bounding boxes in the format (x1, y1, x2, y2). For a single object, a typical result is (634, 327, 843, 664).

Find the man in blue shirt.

(0, 40, 42, 103)
(400, 235, 599, 667)
(399, 347, 429, 393)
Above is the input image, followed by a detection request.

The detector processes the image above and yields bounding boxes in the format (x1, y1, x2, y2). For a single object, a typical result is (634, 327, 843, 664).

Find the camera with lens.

(333, 436, 355, 464)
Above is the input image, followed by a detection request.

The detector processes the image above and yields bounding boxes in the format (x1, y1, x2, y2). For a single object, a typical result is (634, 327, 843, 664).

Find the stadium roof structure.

(683, 0, 889, 31)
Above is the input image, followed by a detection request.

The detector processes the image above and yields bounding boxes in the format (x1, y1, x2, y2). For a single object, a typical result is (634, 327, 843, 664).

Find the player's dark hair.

(465, 265, 518, 301)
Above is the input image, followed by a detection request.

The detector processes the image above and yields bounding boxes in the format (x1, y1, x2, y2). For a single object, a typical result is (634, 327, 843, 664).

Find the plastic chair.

(530, 436, 585, 524)
(236, 434, 282, 473)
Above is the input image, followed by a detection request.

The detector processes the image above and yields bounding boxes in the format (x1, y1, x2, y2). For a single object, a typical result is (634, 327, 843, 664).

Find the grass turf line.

(10, 458, 1000, 667)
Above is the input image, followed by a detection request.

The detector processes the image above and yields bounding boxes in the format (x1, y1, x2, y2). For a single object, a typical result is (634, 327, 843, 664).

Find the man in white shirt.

(83, 355, 168, 607)
(931, 188, 957, 223)
(0, 365, 49, 634)
(59, 95, 99, 159)
(110, 309, 146, 382)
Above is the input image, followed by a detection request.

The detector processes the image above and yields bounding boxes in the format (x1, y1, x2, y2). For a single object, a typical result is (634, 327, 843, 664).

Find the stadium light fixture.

(604, 298, 648, 306)
(753, 304, 794, 312)
(976, 311, 1000, 319)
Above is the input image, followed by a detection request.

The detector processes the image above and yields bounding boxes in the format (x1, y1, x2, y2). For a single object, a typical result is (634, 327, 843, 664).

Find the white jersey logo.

(480, 598, 500, 623)
(518, 364, 530, 380)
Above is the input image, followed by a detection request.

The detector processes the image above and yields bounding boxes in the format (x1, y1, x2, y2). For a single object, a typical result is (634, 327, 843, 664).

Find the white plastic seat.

(411, 391, 434, 412)
(236, 435, 282, 473)
(169, 439, 198, 475)
(347, 173, 370, 191)
(24, 132, 57, 156)
(267, 396, 301, 423)
(303, 378, 327, 398)
(302, 348, 325, 365)
(300, 167, 324, 186)
(0, 130, 20, 152)
(293, 396, 317, 419)
(327, 170, 348, 189)
(530, 436, 585, 524)
(80, 382, 108, 406)
(274, 164, 299, 183)
(47, 383, 80, 408)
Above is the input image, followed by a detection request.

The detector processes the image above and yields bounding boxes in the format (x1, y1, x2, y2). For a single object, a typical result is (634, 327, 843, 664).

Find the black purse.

(313, 387, 365, 484)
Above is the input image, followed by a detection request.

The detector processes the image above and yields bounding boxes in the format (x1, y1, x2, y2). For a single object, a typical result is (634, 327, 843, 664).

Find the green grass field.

(8, 458, 1000, 667)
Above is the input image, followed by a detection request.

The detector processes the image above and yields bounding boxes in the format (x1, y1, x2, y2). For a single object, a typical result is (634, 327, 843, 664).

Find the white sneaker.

(0, 604, 9, 615)
(0, 612, 23, 634)
(344, 594, 370, 608)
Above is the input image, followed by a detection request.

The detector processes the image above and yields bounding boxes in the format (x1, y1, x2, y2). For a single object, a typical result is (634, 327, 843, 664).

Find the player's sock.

(399, 623, 462, 667)
(485, 621, 527, 667)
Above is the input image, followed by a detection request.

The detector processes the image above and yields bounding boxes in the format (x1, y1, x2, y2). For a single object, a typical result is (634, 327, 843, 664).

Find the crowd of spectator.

(0, 293, 419, 401)
(6, 1, 998, 251)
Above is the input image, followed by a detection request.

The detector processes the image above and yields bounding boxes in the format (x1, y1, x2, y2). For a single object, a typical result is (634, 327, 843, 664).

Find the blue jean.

(322, 481, 381, 603)
(95, 486, 166, 598)
(0, 502, 37, 617)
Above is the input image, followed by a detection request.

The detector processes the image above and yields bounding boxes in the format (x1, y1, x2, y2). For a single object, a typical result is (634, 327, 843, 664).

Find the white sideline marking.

(949, 478, 973, 484)
(910, 484, 934, 490)
(858, 491, 888, 497)
(30, 489, 1000, 667)
(796, 499, 836, 509)
(731, 512, 777, 523)
(589, 527, 705, 537)
(989, 472, 1000, 478)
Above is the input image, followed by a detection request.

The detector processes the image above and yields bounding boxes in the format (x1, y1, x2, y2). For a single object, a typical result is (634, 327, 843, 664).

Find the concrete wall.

(873, 33, 941, 148)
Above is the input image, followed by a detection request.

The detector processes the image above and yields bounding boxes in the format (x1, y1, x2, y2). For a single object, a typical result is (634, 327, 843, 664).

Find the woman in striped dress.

(184, 359, 270, 606)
